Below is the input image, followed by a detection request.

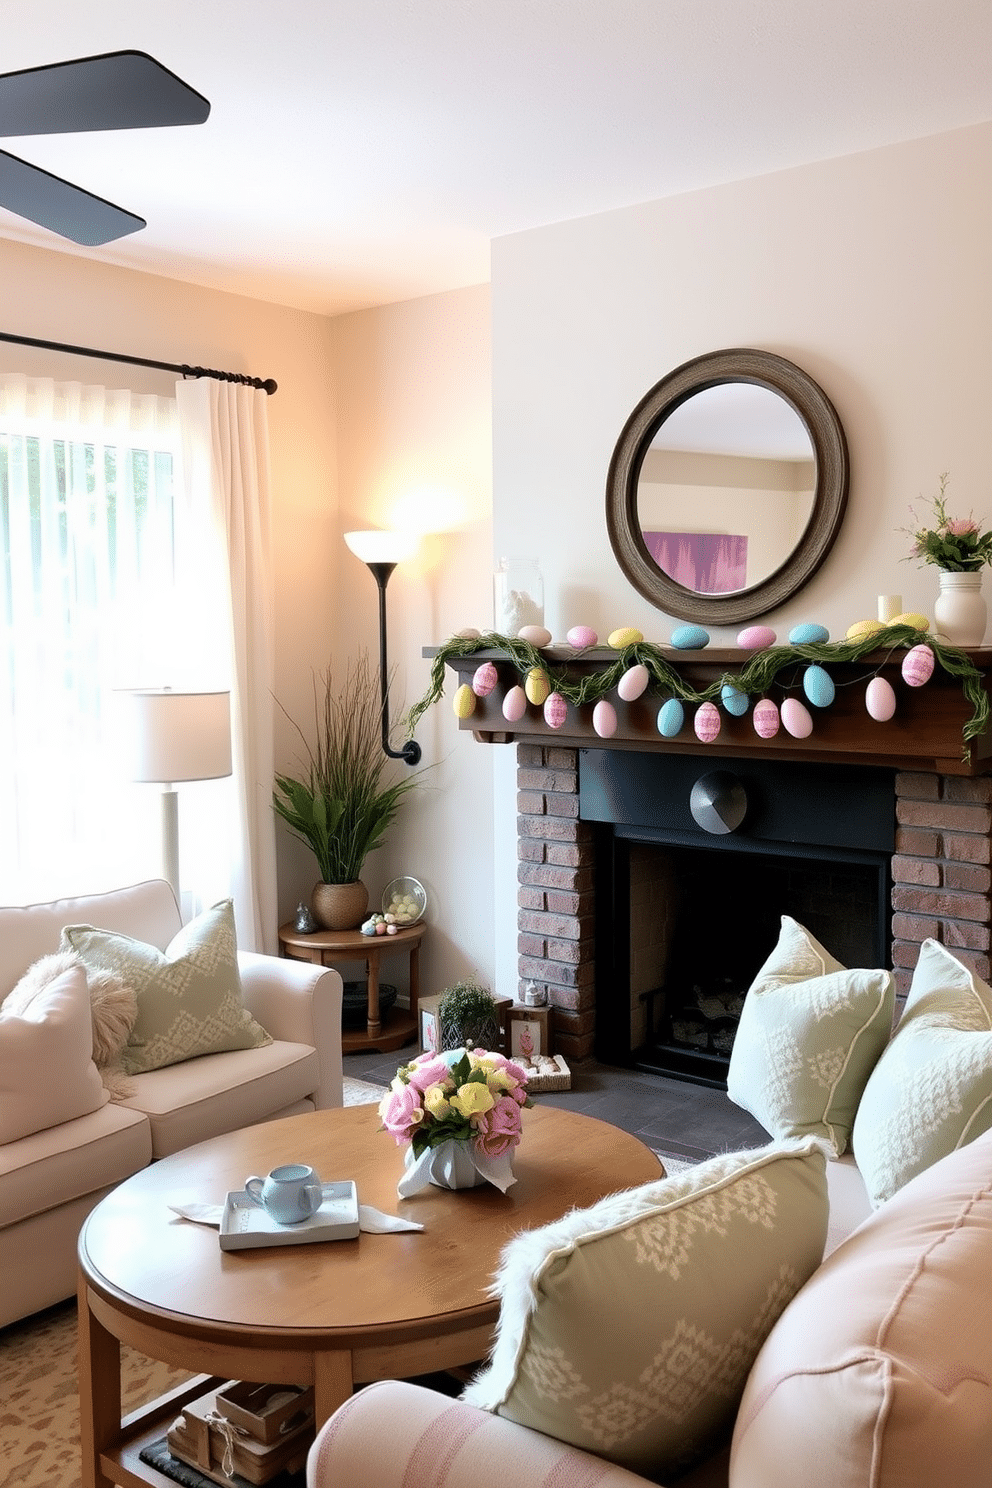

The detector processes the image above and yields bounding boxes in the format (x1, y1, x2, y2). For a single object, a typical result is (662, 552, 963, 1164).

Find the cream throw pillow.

(852, 939, 992, 1206)
(62, 900, 271, 1075)
(733, 1126, 992, 1487)
(727, 916, 894, 1155)
(0, 962, 109, 1143)
(462, 1138, 828, 1481)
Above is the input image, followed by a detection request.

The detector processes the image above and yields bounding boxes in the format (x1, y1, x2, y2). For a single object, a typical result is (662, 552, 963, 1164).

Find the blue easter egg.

(721, 683, 750, 717)
(802, 664, 835, 708)
(657, 698, 685, 737)
(670, 624, 710, 650)
(789, 622, 830, 645)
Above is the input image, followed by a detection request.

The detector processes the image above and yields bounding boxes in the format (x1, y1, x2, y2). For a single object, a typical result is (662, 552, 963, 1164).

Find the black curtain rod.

(0, 330, 277, 395)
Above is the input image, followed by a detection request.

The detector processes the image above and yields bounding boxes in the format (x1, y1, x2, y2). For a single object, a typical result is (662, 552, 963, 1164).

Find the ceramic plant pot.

(310, 880, 369, 931)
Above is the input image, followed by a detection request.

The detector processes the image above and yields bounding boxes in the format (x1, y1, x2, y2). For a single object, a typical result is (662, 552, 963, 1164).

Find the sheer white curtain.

(176, 379, 278, 953)
(0, 374, 201, 902)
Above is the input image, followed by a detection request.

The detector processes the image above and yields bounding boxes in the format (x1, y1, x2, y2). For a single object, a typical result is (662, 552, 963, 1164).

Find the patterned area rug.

(0, 1298, 193, 1488)
(0, 1078, 690, 1487)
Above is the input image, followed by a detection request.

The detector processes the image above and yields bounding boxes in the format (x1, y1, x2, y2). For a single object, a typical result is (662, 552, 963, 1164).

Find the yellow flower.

(450, 1081, 495, 1119)
(423, 1084, 451, 1118)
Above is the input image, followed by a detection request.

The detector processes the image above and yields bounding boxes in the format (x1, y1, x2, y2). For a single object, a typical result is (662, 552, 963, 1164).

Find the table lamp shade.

(120, 690, 232, 784)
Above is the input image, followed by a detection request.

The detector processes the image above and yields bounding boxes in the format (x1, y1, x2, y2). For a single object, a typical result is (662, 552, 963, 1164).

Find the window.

(0, 376, 228, 903)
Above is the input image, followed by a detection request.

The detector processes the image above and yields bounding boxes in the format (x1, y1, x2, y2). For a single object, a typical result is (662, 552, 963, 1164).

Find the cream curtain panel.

(176, 379, 278, 953)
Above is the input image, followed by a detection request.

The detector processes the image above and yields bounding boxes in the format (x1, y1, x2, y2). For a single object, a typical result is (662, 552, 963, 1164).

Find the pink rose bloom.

(379, 1082, 425, 1144)
(947, 517, 978, 536)
(475, 1095, 522, 1158)
(405, 1055, 452, 1093)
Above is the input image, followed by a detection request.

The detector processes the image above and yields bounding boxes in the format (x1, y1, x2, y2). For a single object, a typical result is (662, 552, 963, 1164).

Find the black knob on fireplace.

(690, 771, 748, 834)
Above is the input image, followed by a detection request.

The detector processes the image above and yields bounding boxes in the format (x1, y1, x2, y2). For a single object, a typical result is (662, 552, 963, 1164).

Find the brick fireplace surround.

(438, 645, 992, 1064)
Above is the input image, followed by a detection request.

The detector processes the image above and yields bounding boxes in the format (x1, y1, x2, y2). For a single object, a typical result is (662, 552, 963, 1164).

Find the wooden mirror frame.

(605, 348, 850, 625)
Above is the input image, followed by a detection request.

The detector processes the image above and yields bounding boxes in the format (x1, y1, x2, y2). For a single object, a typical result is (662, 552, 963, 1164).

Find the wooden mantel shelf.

(424, 645, 992, 777)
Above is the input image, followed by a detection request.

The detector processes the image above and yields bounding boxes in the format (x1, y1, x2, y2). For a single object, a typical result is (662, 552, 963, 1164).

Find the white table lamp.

(119, 689, 232, 904)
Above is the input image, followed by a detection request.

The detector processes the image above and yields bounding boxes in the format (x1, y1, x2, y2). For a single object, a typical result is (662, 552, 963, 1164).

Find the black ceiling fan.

(0, 49, 210, 247)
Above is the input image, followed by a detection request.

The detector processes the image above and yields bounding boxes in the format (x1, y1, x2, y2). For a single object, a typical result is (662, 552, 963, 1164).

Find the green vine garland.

(408, 625, 990, 746)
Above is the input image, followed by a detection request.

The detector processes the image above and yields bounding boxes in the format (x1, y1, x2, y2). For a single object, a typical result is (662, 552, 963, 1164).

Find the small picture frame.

(505, 1005, 551, 1061)
(420, 1005, 441, 1056)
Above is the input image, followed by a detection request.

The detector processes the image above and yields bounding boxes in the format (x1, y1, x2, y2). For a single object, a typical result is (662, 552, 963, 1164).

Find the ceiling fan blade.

(0, 148, 144, 245)
(0, 50, 210, 136)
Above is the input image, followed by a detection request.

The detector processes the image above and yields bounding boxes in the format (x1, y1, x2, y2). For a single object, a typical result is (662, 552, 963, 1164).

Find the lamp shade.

(118, 689, 232, 784)
(344, 529, 419, 565)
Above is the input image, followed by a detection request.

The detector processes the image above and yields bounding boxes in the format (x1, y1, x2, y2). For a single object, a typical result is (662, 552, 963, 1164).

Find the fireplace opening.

(583, 749, 895, 1088)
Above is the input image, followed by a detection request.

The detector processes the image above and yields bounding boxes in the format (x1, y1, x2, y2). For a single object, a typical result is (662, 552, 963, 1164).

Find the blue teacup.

(244, 1163, 322, 1224)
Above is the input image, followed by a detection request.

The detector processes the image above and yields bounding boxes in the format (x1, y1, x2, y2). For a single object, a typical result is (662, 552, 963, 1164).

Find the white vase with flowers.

(907, 474, 991, 647)
(378, 1047, 532, 1197)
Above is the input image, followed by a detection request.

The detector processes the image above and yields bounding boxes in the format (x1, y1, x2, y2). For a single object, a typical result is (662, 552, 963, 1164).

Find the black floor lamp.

(344, 530, 422, 766)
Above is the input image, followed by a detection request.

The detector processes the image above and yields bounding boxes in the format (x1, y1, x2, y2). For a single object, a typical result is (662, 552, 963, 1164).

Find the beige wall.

(330, 286, 495, 1000)
(487, 120, 992, 998)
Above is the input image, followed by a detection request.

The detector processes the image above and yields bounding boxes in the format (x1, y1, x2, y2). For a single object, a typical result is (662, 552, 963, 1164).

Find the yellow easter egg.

(891, 612, 930, 631)
(846, 619, 884, 641)
(452, 684, 477, 719)
(608, 626, 644, 648)
(525, 666, 551, 706)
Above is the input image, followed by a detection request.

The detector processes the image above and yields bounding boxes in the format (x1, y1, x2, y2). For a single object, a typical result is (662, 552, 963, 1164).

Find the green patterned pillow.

(462, 1138, 828, 1481)
(61, 900, 271, 1075)
(852, 939, 992, 1207)
(727, 916, 894, 1155)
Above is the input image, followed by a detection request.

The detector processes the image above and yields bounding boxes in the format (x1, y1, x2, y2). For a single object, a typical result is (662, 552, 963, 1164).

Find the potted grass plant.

(274, 654, 418, 930)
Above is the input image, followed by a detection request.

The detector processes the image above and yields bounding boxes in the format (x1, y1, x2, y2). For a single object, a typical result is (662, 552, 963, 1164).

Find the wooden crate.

(167, 1385, 313, 1486)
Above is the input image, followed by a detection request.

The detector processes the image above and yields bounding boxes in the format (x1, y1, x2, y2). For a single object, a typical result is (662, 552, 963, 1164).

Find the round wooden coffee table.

(78, 1101, 662, 1488)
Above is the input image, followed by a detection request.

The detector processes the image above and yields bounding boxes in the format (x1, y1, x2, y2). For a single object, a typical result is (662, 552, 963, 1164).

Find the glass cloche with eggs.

(382, 877, 427, 926)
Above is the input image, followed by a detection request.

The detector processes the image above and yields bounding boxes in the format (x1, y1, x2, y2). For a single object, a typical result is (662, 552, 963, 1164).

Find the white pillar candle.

(877, 595, 902, 622)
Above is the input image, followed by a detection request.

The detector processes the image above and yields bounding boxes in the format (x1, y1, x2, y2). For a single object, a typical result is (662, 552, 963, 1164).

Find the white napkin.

(397, 1143, 516, 1198)
(168, 1201, 423, 1233)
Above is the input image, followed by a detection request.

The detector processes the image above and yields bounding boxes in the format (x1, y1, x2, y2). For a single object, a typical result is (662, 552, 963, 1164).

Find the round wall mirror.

(605, 348, 849, 625)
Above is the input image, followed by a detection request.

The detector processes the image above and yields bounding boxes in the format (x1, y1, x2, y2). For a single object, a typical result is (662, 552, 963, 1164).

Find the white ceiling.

(2, 1, 991, 316)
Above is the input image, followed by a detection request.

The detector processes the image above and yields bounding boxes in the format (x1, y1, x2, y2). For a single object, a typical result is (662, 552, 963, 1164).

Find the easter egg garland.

(409, 624, 990, 751)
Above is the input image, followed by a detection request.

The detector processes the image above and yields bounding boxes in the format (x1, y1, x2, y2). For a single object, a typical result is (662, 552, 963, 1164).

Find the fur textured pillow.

(9, 952, 138, 1100)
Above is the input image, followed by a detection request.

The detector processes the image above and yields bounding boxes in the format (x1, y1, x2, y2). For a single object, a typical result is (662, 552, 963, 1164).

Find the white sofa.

(0, 878, 343, 1328)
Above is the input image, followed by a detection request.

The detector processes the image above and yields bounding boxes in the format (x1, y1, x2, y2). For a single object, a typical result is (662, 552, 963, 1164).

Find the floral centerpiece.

(907, 474, 992, 571)
(379, 1047, 532, 1196)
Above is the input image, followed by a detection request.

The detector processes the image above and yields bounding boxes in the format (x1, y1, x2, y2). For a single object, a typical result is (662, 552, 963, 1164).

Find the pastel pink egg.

(543, 691, 568, 729)
(901, 643, 935, 688)
(617, 663, 650, 701)
(472, 661, 498, 697)
(593, 699, 618, 738)
(753, 698, 780, 738)
(866, 676, 897, 721)
(781, 697, 813, 739)
(693, 701, 721, 743)
(502, 685, 527, 722)
(566, 624, 598, 648)
(737, 625, 777, 650)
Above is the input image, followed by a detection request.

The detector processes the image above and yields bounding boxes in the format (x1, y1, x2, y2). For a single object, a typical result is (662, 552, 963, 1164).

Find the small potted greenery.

(273, 655, 418, 930)
(438, 980, 500, 1052)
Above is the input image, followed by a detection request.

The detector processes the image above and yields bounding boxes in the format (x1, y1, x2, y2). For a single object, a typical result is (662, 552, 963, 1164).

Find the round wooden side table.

(278, 920, 426, 1052)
